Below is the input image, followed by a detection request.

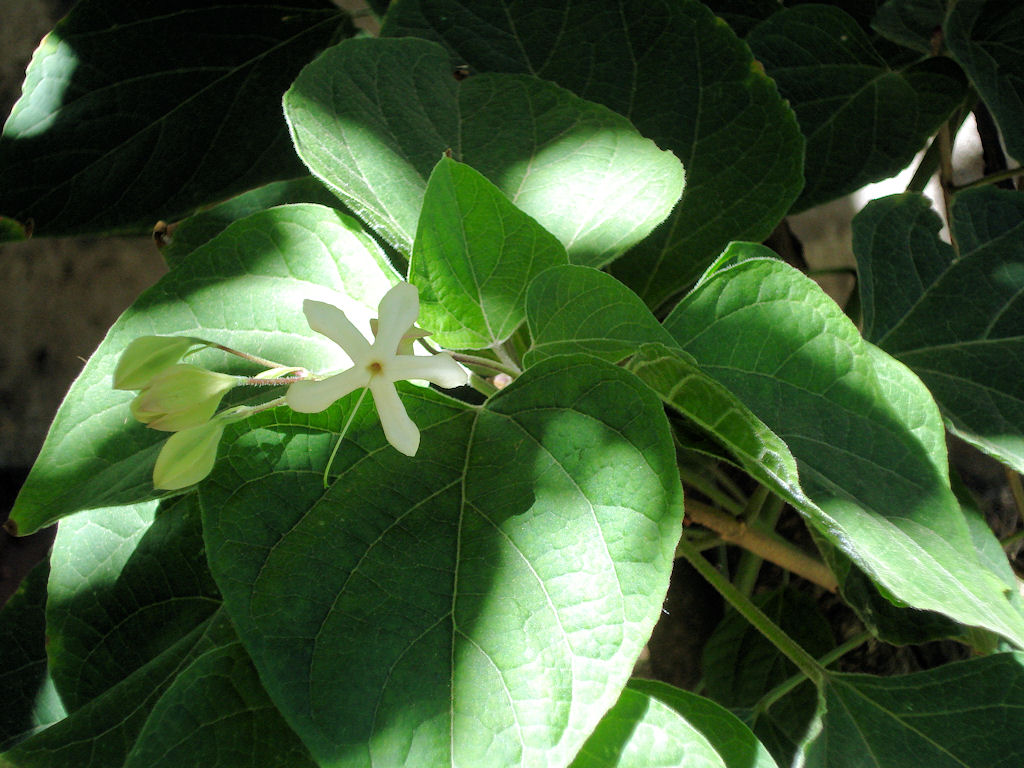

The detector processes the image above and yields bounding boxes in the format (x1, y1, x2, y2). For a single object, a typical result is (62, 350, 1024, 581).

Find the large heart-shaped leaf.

(945, 0, 1024, 162)
(9, 204, 397, 535)
(201, 355, 683, 767)
(853, 189, 1024, 471)
(802, 653, 1024, 768)
(0, 0, 347, 239)
(663, 255, 1024, 645)
(746, 4, 967, 211)
(284, 37, 684, 268)
(410, 157, 568, 349)
(382, 0, 805, 307)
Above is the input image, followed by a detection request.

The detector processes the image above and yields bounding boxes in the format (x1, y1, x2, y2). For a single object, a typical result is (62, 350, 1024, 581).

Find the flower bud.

(130, 364, 240, 431)
(152, 420, 225, 490)
(113, 336, 204, 390)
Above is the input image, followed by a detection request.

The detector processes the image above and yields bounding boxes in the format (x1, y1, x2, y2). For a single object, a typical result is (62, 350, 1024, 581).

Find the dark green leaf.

(0, 0, 348, 239)
(664, 257, 1024, 644)
(46, 497, 219, 711)
(410, 157, 568, 349)
(747, 5, 966, 210)
(945, 0, 1024, 162)
(382, 0, 805, 307)
(161, 178, 343, 268)
(284, 37, 684, 267)
(124, 639, 316, 768)
(10, 204, 397, 535)
(201, 355, 683, 767)
(803, 653, 1024, 768)
(854, 189, 1024, 472)
(0, 562, 65, 751)
(873, 0, 946, 53)
(0, 610, 230, 768)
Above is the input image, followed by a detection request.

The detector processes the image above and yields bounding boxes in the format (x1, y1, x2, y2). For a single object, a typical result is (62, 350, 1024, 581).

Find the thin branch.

(682, 500, 838, 593)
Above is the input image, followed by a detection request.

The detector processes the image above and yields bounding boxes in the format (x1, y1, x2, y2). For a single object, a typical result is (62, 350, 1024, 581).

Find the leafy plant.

(2, 1, 1023, 766)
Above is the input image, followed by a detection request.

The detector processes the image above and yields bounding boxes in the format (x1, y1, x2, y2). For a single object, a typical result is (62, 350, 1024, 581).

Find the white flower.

(286, 283, 468, 456)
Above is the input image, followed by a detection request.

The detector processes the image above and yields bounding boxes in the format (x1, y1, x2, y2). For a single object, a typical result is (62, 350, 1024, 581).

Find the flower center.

(367, 360, 383, 375)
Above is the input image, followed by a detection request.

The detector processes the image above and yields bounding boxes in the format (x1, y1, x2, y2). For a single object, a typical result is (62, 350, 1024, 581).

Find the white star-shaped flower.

(286, 282, 467, 456)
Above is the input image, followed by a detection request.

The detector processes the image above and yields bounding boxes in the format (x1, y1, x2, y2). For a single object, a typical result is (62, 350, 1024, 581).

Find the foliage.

(2, 1, 1023, 766)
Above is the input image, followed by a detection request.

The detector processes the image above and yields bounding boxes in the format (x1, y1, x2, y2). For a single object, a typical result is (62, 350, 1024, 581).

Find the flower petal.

(303, 299, 371, 360)
(386, 353, 468, 389)
(375, 283, 420, 355)
(287, 367, 370, 413)
(369, 378, 420, 456)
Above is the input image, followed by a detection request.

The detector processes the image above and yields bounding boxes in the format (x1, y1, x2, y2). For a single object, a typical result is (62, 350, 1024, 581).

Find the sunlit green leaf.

(383, 0, 804, 307)
(10, 205, 398, 535)
(664, 256, 1024, 645)
(854, 189, 1024, 472)
(284, 37, 684, 268)
(410, 157, 568, 349)
(201, 355, 683, 767)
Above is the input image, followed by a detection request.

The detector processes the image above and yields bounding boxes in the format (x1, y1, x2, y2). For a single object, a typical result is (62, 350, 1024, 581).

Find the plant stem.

(676, 464, 745, 515)
(953, 166, 1024, 192)
(754, 630, 872, 714)
(676, 535, 825, 685)
(450, 352, 520, 378)
(210, 343, 289, 370)
(493, 343, 522, 375)
(733, 492, 785, 597)
(682, 499, 838, 593)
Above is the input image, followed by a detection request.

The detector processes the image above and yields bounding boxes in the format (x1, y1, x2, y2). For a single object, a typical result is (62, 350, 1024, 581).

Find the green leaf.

(383, 0, 805, 308)
(10, 204, 398, 535)
(0, 0, 348, 239)
(663, 256, 1024, 645)
(201, 355, 684, 767)
(853, 189, 1024, 472)
(567, 687, 726, 768)
(124, 639, 317, 768)
(625, 680, 780, 768)
(0, 610, 230, 768)
(0, 562, 65, 751)
(524, 265, 677, 366)
(46, 497, 219, 711)
(629, 343, 807, 510)
(284, 37, 684, 267)
(747, 5, 966, 210)
(873, 0, 946, 53)
(410, 157, 569, 349)
(803, 653, 1024, 768)
(161, 178, 343, 268)
(945, 0, 1024, 162)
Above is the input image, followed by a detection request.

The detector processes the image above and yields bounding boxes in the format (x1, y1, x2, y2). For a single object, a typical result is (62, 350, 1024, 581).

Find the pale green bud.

(130, 364, 240, 431)
(113, 336, 204, 390)
(152, 420, 225, 490)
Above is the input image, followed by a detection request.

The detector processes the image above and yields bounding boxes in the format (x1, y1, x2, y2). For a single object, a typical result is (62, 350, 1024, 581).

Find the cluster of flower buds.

(113, 283, 475, 493)
(114, 336, 241, 490)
